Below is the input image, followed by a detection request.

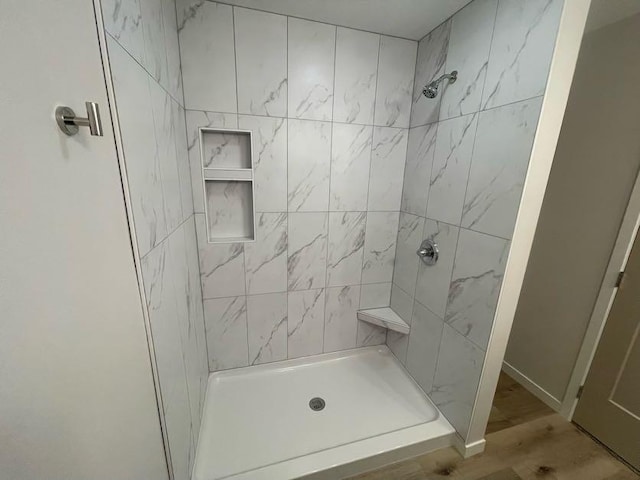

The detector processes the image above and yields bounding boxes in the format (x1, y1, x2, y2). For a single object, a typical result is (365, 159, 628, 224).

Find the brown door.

(573, 229, 640, 470)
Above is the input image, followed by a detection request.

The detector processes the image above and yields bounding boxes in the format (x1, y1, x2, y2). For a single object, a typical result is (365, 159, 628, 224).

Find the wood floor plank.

(346, 372, 637, 480)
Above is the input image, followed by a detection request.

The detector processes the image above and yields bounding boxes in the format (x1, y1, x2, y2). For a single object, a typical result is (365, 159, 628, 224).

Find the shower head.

(422, 70, 458, 99)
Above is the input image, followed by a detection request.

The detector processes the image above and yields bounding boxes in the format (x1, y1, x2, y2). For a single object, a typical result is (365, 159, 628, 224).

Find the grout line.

(321, 24, 340, 354)
(183, 107, 415, 130)
(230, 5, 251, 366)
(285, 16, 290, 360)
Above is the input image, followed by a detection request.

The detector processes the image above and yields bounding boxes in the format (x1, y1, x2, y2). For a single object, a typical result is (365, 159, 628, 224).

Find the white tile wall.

(105, 2, 208, 476)
(178, 2, 416, 369)
(389, 0, 563, 440)
(234, 8, 287, 117)
(374, 36, 417, 128)
(333, 28, 379, 124)
(247, 292, 288, 365)
(324, 285, 360, 352)
(177, 1, 236, 112)
(287, 18, 336, 121)
(287, 289, 325, 358)
(288, 119, 332, 212)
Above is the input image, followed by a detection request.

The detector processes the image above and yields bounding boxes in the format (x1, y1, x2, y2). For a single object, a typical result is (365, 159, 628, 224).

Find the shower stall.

(103, 0, 567, 477)
(0, 0, 588, 479)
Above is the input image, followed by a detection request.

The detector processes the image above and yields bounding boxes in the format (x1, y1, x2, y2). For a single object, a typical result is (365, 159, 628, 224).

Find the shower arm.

(431, 71, 458, 87)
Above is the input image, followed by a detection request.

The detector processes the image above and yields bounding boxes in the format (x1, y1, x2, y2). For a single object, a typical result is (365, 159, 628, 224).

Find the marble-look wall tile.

(182, 219, 209, 413)
(150, 82, 182, 232)
(288, 18, 336, 121)
(204, 296, 249, 370)
(102, 0, 146, 65)
(387, 284, 412, 364)
(287, 213, 328, 291)
(171, 101, 193, 220)
(140, 0, 168, 86)
(333, 27, 379, 124)
(327, 212, 366, 287)
(234, 7, 287, 117)
(446, 228, 508, 349)
(390, 283, 414, 324)
(247, 292, 288, 365)
(392, 213, 424, 296)
(140, 240, 193, 480)
(288, 119, 331, 211)
(482, 0, 563, 110)
(177, 1, 237, 112)
(374, 36, 417, 128)
(359, 282, 392, 309)
(195, 214, 245, 298)
(462, 98, 542, 239)
(356, 321, 387, 347)
(161, 0, 182, 103)
(415, 220, 459, 318)
(287, 289, 325, 358)
(406, 301, 444, 394)
(167, 226, 201, 444)
(362, 212, 400, 284)
(185, 110, 238, 213)
(368, 127, 408, 211)
(439, 0, 497, 120)
(324, 285, 360, 352)
(238, 115, 287, 212)
(330, 124, 373, 211)
(410, 21, 450, 127)
(387, 330, 409, 365)
(431, 324, 484, 437)
(244, 212, 287, 295)
(427, 113, 477, 225)
(401, 124, 437, 217)
(109, 38, 166, 256)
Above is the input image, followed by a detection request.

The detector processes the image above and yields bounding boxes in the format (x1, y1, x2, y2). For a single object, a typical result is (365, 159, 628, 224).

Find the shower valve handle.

(417, 239, 439, 265)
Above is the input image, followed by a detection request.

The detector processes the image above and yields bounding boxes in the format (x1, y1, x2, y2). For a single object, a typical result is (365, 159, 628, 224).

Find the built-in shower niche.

(200, 128, 255, 243)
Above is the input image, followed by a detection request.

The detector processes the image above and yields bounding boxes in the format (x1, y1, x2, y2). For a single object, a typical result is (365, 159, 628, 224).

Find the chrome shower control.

(417, 239, 438, 265)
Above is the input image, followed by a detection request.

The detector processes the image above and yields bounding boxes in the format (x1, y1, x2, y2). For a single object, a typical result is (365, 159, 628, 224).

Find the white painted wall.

(505, 12, 640, 405)
(0, 1, 168, 478)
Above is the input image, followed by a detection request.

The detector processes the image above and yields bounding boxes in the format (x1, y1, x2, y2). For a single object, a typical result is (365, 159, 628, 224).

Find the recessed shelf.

(205, 180, 255, 242)
(201, 129, 251, 169)
(200, 127, 256, 244)
(203, 168, 252, 181)
(357, 307, 410, 335)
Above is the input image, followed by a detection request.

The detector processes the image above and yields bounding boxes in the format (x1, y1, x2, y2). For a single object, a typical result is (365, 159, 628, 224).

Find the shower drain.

(309, 397, 325, 411)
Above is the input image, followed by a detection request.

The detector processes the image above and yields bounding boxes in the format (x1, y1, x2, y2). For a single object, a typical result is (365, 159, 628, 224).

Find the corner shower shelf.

(357, 308, 410, 334)
(200, 128, 256, 243)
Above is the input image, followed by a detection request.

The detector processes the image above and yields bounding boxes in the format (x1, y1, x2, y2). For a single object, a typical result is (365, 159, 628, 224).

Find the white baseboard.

(502, 361, 562, 411)
(453, 435, 486, 458)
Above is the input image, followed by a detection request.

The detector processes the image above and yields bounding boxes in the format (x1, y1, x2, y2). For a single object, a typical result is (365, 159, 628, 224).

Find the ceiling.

(585, 0, 640, 32)
(218, 0, 472, 40)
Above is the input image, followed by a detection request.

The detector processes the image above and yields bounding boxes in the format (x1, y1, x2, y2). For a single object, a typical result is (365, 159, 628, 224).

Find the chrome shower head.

(422, 70, 458, 99)
(423, 85, 438, 98)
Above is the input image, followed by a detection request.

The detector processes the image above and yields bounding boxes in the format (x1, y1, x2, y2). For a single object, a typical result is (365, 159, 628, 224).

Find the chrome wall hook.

(56, 102, 103, 136)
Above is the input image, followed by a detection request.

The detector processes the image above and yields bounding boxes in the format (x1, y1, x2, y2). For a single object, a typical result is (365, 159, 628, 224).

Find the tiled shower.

(102, 0, 564, 477)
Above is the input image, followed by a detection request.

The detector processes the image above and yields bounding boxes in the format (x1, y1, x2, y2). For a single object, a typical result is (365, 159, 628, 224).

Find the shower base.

(193, 346, 455, 480)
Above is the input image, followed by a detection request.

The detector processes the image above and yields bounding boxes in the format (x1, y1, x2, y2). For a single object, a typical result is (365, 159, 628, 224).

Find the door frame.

(92, 0, 173, 477)
(560, 163, 640, 419)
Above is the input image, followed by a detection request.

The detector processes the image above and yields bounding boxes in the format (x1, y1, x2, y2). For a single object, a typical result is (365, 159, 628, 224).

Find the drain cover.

(309, 397, 325, 411)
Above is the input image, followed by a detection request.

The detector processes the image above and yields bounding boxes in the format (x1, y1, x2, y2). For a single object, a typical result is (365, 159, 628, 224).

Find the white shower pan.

(193, 346, 455, 480)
